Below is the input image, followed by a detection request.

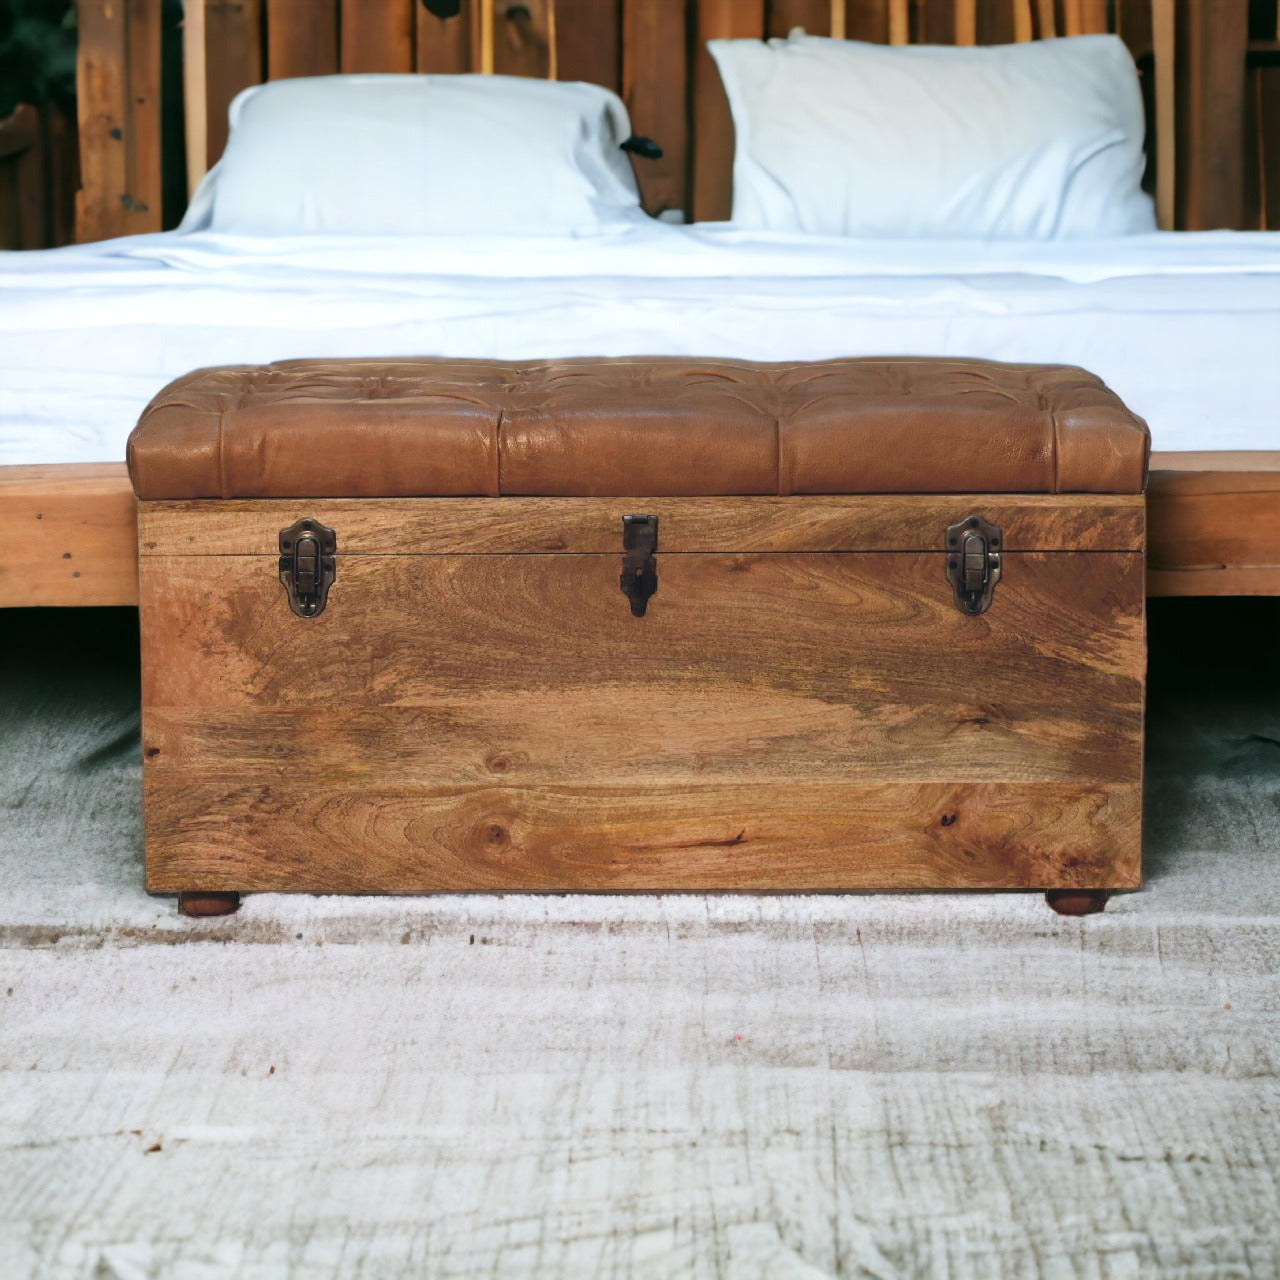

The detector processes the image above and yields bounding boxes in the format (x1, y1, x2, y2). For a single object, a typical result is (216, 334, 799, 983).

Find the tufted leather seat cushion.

(127, 356, 1149, 499)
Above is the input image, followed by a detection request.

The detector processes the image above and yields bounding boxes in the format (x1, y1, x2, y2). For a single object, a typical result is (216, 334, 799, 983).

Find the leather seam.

(495, 407, 505, 497)
(1049, 403, 1061, 494)
(217, 407, 228, 500)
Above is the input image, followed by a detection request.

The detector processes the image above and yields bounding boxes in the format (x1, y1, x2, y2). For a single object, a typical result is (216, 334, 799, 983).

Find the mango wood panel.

(144, 683, 1141, 786)
(139, 550, 1146, 709)
(0, 464, 138, 607)
(141, 533, 1142, 893)
(137, 495, 1145, 557)
(144, 779, 1141, 893)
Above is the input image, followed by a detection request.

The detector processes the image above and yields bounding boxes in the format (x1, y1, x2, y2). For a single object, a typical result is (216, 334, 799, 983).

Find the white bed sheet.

(3, 223, 1279, 465)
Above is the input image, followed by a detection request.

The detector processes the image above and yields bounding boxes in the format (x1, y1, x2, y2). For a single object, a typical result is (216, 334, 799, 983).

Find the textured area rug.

(1, 602, 1278, 1279)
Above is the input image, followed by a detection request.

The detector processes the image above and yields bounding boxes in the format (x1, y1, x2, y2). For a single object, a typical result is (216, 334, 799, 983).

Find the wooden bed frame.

(2, 0, 1277, 608)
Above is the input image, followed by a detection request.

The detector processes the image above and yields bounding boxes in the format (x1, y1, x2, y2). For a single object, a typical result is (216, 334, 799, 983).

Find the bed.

(2, 0, 1278, 606)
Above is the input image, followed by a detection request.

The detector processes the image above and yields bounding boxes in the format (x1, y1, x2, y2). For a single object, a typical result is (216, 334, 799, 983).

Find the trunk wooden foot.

(178, 891, 241, 918)
(1045, 889, 1109, 916)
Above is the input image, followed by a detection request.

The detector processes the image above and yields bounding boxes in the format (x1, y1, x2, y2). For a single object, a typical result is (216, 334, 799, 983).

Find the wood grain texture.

(123, 0, 163, 234)
(144, 779, 1141, 892)
(692, 0, 764, 222)
(139, 506, 1144, 895)
(621, 0, 688, 216)
(416, 1, 476, 73)
(267, 0, 340, 78)
(74, 0, 130, 242)
(182, 0, 207, 196)
(1153, 0, 1177, 229)
(0, 104, 43, 249)
(1175, 0, 1248, 229)
(203, 0, 263, 169)
(555, 0, 620, 88)
(0, 464, 138, 607)
(1148, 465, 1280, 586)
(137, 495, 1145, 557)
(767, 0, 834, 37)
(341, 0, 415, 72)
(491, 0, 554, 79)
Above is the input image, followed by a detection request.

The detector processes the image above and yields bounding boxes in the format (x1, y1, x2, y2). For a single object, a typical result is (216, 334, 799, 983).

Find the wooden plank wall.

(72, 0, 1280, 241)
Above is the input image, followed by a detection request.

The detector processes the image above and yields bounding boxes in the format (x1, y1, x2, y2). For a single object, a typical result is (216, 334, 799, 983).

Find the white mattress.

(2, 224, 1279, 465)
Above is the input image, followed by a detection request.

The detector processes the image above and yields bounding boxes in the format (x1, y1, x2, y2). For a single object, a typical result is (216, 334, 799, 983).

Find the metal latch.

(279, 517, 336, 618)
(620, 514, 658, 617)
(945, 514, 1002, 615)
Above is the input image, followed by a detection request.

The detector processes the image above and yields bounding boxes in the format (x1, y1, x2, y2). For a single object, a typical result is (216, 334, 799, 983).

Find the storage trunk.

(129, 357, 1149, 911)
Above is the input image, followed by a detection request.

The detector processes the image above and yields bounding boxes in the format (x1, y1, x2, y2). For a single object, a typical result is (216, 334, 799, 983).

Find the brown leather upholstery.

(128, 356, 1149, 499)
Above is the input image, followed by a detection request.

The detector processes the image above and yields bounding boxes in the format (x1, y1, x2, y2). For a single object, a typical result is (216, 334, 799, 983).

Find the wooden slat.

(1115, 0, 1152, 56)
(0, 105, 44, 249)
(954, 0, 977, 44)
(1012, 0, 1034, 42)
(203, 0, 264, 171)
(1152, 0, 1176, 229)
(844, 0, 888, 41)
(267, 0, 339, 78)
(1073, 0, 1109, 34)
(137, 495, 1146, 557)
(917, 0, 957, 43)
(490, 0, 554, 78)
(75, 0, 129, 241)
(767, 0, 833, 38)
(555, 0, 620, 88)
(1034, 0, 1056, 38)
(1147, 566, 1280, 597)
(182, 0, 208, 197)
(416, 0, 477, 73)
(1148, 463, 1280, 593)
(1175, 0, 1248, 229)
(1258, 65, 1280, 230)
(341, 0, 414, 73)
(123, 0, 163, 234)
(0, 464, 138, 607)
(692, 0, 765, 223)
(887, 0, 910, 44)
(622, 0, 688, 216)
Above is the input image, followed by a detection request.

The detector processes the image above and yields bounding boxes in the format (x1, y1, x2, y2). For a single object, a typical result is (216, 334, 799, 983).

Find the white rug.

(1, 603, 1278, 1279)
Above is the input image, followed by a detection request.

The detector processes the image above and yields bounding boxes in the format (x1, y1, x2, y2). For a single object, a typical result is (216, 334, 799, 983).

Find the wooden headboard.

(73, 0, 1279, 243)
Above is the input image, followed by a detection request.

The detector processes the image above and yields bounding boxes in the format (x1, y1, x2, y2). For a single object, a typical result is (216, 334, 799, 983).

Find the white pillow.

(181, 74, 645, 235)
(709, 33, 1156, 239)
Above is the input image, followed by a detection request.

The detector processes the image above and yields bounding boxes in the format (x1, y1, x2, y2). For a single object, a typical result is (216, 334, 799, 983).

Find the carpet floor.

(1, 600, 1278, 1279)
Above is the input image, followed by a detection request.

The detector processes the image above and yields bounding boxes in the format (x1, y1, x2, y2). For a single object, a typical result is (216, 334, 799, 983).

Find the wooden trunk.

(137, 494, 1145, 896)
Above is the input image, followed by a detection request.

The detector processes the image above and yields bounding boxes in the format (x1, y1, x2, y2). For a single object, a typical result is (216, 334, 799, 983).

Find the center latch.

(279, 517, 337, 618)
(620, 514, 658, 617)
(945, 514, 1002, 615)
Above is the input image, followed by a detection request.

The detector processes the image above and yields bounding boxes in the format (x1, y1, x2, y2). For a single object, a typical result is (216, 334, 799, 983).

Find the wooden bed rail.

(72, 0, 1280, 240)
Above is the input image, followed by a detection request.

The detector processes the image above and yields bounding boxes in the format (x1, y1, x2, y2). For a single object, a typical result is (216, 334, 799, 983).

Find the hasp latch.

(279, 517, 336, 618)
(945, 514, 1002, 615)
(620, 514, 658, 617)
